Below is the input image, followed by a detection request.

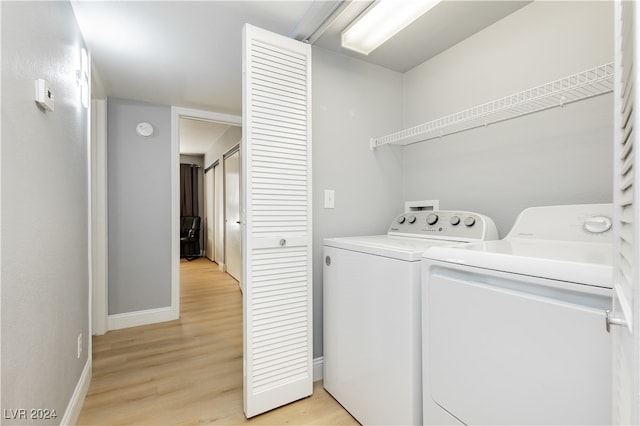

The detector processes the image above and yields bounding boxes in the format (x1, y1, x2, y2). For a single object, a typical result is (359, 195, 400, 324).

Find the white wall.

(401, 1, 614, 236)
(203, 126, 242, 167)
(312, 47, 405, 357)
(1, 1, 90, 421)
(108, 97, 172, 314)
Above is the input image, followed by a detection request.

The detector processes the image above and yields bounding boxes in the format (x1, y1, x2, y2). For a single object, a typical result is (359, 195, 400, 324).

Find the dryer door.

(426, 264, 612, 425)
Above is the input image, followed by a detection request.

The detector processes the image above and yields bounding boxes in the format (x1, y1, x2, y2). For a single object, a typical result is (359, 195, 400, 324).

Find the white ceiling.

(71, 0, 529, 154)
(71, 0, 342, 117)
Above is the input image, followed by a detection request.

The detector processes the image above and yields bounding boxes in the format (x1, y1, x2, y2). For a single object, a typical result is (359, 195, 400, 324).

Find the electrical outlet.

(77, 334, 82, 359)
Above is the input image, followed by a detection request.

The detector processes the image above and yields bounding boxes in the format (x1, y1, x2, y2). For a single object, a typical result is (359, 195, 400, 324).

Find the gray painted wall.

(1, 1, 90, 422)
(312, 47, 404, 357)
(311, 1, 614, 359)
(108, 97, 172, 314)
(401, 1, 614, 236)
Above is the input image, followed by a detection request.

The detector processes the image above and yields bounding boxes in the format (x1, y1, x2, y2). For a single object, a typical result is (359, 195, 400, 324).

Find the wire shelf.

(370, 62, 615, 150)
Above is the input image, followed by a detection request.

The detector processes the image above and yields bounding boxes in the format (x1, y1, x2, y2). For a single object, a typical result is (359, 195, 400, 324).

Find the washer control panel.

(388, 210, 498, 241)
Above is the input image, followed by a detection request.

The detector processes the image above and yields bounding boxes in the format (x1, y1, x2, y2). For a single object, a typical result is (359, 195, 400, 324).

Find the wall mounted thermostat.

(136, 122, 154, 137)
(35, 79, 54, 112)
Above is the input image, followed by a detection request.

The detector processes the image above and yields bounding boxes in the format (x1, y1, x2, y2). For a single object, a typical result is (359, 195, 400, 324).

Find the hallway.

(78, 258, 356, 425)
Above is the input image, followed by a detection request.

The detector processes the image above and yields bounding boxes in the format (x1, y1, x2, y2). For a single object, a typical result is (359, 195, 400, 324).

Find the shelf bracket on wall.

(370, 62, 614, 150)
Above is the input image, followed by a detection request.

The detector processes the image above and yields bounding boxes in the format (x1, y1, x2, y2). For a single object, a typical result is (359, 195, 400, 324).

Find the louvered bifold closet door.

(241, 24, 312, 418)
(612, 1, 640, 424)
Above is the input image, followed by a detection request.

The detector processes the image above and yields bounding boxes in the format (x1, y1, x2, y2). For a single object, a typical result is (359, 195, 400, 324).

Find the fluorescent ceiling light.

(341, 0, 442, 55)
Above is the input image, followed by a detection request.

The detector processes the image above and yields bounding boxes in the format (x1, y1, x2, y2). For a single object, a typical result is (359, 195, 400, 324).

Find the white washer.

(323, 210, 498, 425)
(421, 204, 613, 425)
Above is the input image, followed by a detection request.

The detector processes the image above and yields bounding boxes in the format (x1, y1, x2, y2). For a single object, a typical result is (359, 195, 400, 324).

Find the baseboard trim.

(61, 357, 92, 425)
(313, 356, 323, 382)
(108, 306, 177, 331)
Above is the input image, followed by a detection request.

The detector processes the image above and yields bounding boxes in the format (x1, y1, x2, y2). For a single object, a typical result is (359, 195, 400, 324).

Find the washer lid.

(423, 239, 613, 288)
(324, 235, 465, 261)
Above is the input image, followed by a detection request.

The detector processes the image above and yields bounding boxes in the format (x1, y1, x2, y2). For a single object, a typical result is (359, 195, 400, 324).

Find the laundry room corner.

(400, 1, 614, 235)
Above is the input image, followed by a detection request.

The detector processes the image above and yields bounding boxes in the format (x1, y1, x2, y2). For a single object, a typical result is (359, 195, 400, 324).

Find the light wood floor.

(77, 257, 357, 425)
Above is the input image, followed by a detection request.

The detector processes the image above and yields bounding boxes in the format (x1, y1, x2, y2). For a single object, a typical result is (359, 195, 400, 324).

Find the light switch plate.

(324, 189, 335, 209)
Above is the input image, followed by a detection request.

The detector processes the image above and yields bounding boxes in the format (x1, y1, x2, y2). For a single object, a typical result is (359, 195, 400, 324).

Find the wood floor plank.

(77, 258, 357, 425)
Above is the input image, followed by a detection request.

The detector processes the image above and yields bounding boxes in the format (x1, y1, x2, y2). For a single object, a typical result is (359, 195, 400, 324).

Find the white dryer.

(323, 210, 498, 425)
(421, 204, 613, 425)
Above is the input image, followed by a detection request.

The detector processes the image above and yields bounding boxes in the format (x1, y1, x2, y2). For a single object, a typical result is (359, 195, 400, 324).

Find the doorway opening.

(172, 106, 242, 311)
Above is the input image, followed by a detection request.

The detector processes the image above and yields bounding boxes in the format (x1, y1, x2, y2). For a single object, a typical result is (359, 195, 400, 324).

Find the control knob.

(397, 216, 406, 224)
(464, 216, 476, 227)
(426, 213, 439, 225)
(450, 216, 460, 226)
(407, 215, 417, 224)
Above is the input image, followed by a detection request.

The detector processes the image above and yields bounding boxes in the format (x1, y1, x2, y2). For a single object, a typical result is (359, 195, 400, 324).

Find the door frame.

(91, 99, 108, 336)
(204, 160, 218, 262)
(171, 107, 241, 317)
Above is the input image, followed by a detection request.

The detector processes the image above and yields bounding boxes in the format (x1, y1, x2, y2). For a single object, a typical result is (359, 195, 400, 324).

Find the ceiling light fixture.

(341, 0, 442, 56)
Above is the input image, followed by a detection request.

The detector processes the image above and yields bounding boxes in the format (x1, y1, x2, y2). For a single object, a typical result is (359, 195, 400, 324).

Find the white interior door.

(242, 24, 312, 418)
(205, 165, 215, 261)
(224, 148, 242, 283)
(612, 1, 640, 423)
